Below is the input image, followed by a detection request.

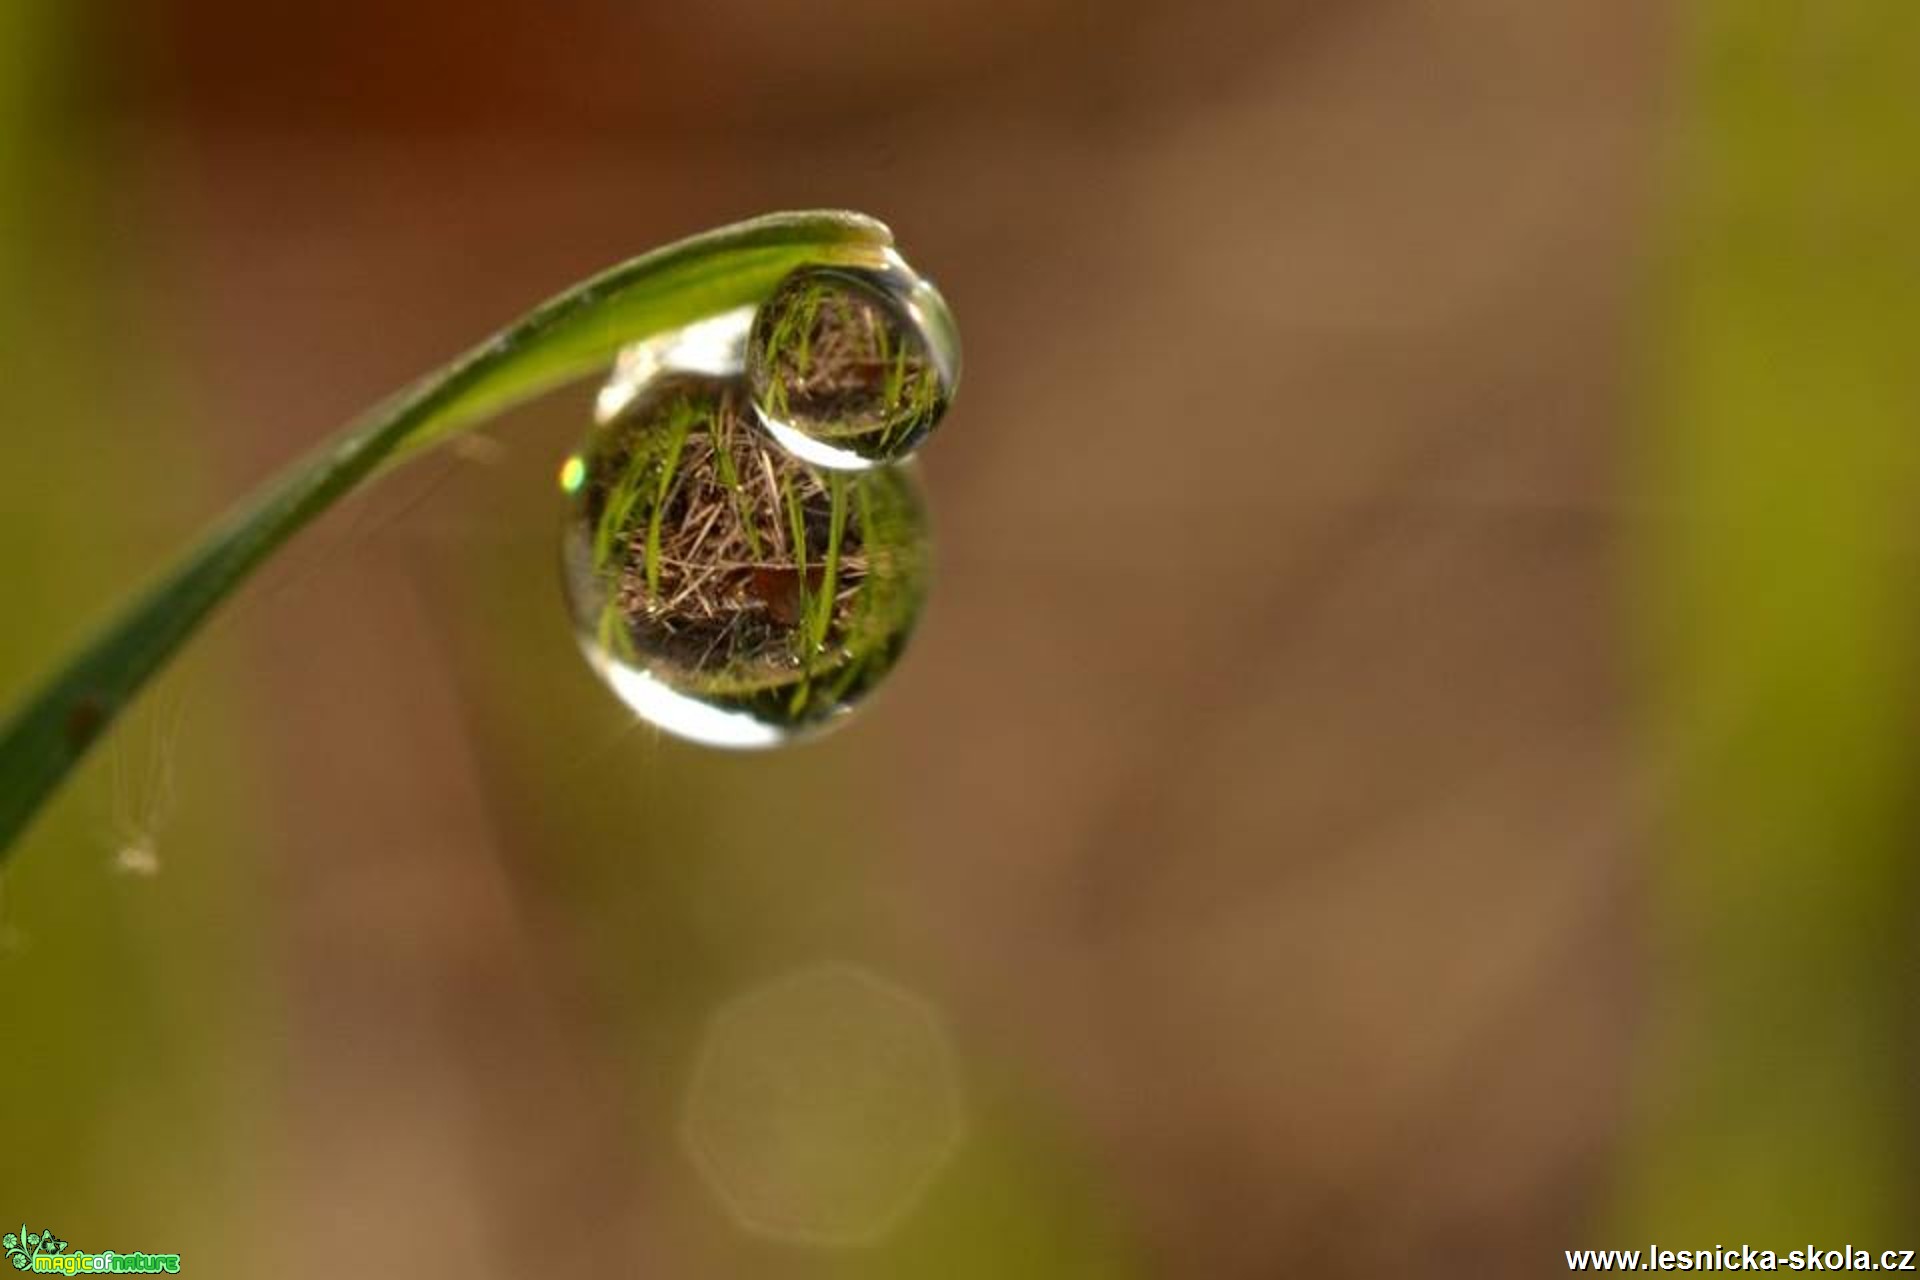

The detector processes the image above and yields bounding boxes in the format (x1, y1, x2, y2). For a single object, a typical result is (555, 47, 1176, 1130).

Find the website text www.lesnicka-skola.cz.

(1566, 1246, 1917, 1272)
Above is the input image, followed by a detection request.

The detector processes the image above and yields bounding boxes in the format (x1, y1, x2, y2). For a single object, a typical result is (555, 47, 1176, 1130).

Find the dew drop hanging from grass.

(560, 256, 956, 748)
(745, 261, 960, 470)
(0, 213, 928, 858)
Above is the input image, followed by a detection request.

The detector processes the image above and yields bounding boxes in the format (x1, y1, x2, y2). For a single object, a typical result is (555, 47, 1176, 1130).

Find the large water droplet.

(745, 262, 960, 471)
(562, 371, 930, 748)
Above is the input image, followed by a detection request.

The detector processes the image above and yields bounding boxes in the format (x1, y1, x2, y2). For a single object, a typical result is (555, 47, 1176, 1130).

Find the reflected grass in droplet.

(746, 263, 959, 470)
(561, 373, 929, 746)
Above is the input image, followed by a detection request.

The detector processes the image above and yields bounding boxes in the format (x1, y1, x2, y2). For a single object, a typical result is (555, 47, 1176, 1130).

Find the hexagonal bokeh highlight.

(682, 963, 966, 1247)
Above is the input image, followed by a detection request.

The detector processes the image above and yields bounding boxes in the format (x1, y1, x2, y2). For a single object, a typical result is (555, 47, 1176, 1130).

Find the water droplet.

(113, 839, 160, 878)
(746, 262, 960, 470)
(562, 372, 930, 748)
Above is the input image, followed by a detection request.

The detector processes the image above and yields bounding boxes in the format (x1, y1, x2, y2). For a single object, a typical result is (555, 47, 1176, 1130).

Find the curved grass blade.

(0, 210, 895, 859)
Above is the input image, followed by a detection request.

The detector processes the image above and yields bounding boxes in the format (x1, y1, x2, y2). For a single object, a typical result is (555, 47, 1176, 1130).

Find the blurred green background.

(2, 2, 1916, 1276)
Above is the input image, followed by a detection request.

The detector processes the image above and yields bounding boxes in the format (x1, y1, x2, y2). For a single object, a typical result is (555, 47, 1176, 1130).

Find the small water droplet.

(114, 839, 161, 878)
(561, 372, 930, 747)
(746, 262, 959, 471)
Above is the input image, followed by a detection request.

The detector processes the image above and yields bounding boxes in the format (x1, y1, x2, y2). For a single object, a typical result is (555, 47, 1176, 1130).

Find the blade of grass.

(782, 471, 811, 622)
(780, 470, 815, 718)
(709, 408, 764, 562)
(594, 442, 654, 575)
(813, 472, 848, 652)
(0, 209, 894, 859)
(642, 401, 696, 597)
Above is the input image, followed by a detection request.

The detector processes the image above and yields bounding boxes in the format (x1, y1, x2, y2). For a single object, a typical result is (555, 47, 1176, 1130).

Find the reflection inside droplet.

(561, 373, 930, 748)
(746, 261, 960, 470)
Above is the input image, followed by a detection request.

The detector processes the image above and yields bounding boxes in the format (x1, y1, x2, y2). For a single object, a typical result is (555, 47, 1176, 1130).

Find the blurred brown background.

(5, 2, 1915, 1277)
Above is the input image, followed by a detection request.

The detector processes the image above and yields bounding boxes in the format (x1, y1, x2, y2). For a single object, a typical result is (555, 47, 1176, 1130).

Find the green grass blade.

(0, 209, 894, 859)
(642, 402, 695, 597)
(813, 472, 847, 652)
